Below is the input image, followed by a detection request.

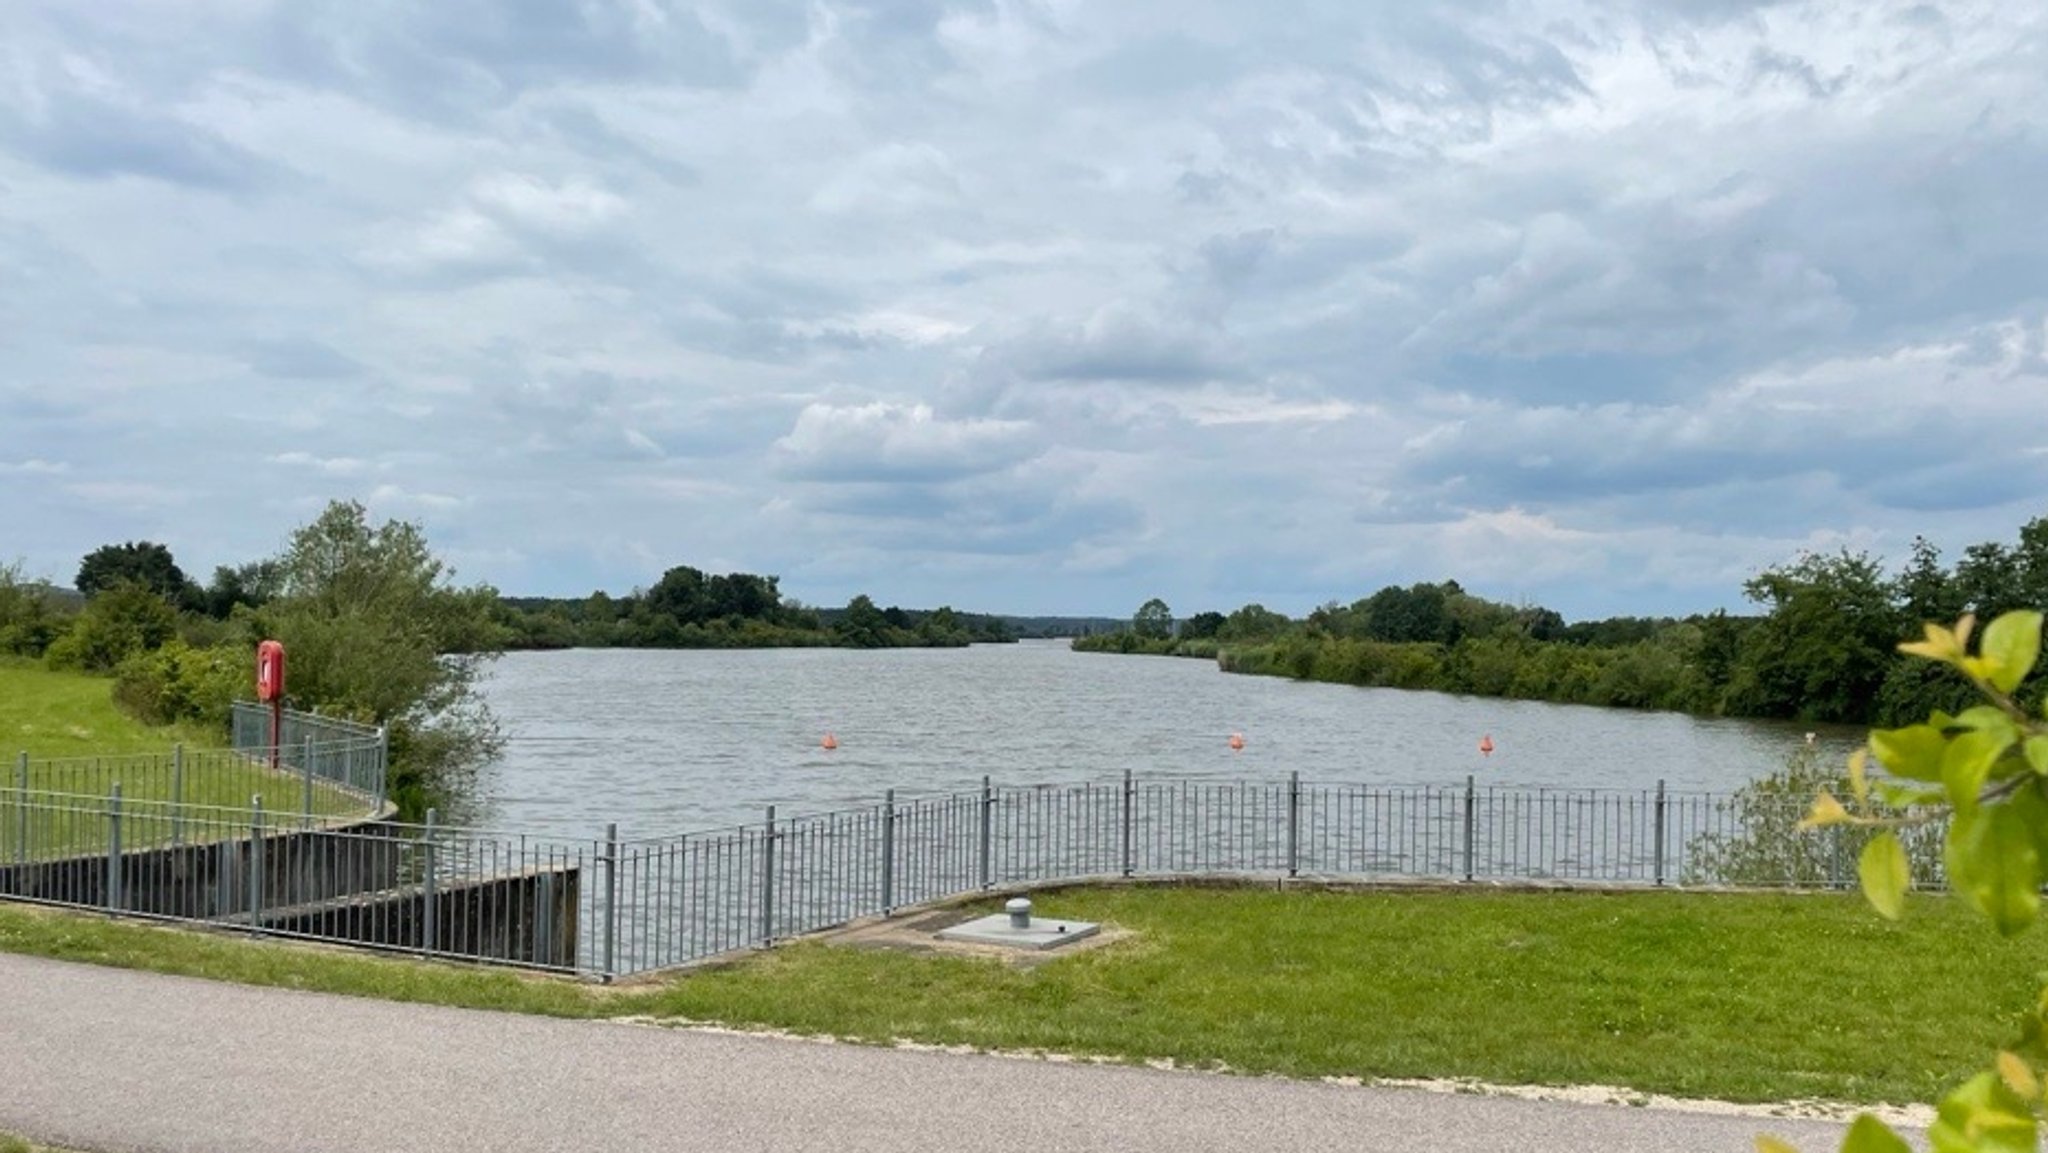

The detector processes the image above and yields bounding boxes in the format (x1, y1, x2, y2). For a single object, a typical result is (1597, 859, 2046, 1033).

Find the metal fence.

(5, 707, 386, 865)
(3, 718, 1940, 980)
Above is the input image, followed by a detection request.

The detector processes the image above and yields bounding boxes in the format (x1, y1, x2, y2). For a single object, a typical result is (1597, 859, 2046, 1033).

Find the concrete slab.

(935, 912, 1100, 951)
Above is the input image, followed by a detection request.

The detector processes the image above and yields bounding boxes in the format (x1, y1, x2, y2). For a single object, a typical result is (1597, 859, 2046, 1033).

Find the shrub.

(111, 640, 246, 730)
(1685, 741, 1944, 888)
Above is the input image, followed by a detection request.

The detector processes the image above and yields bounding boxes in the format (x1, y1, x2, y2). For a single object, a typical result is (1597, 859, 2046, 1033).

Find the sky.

(2, 1, 2045, 622)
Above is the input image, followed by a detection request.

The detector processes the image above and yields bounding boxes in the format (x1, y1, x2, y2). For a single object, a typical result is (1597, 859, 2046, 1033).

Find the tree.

(1724, 551, 1902, 723)
(646, 565, 708, 623)
(1218, 603, 1289, 642)
(1778, 610, 2048, 1152)
(0, 561, 66, 657)
(43, 580, 178, 672)
(834, 594, 889, 648)
(1132, 597, 1174, 640)
(76, 541, 198, 607)
(1181, 611, 1226, 640)
(241, 501, 505, 811)
(202, 560, 280, 619)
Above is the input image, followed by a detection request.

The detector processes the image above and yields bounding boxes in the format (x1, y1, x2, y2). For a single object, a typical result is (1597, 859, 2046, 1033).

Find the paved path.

(0, 952, 1870, 1152)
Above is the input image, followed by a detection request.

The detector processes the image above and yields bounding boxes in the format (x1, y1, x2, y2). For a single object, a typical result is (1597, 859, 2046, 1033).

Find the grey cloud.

(0, 84, 276, 191)
(244, 338, 364, 381)
(994, 307, 1239, 387)
(252, 0, 748, 123)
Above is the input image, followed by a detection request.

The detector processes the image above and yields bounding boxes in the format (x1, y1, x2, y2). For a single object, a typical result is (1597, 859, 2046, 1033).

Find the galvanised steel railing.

(8, 708, 387, 862)
(0, 767, 1947, 980)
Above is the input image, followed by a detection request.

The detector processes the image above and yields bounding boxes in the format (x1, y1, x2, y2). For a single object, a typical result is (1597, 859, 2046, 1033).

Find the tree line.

(496, 566, 1016, 650)
(1075, 514, 2048, 727)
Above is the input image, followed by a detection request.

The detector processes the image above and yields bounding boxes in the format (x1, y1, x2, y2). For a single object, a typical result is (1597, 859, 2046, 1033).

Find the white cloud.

(773, 401, 1039, 483)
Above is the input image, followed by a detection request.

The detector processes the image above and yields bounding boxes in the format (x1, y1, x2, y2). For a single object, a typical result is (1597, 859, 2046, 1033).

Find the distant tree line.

(1073, 514, 2048, 727)
(494, 565, 1018, 650)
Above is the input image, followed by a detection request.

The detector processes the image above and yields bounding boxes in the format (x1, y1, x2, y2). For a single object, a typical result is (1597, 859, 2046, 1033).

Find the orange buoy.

(1228, 732, 1245, 751)
(821, 733, 839, 751)
(1478, 734, 1494, 757)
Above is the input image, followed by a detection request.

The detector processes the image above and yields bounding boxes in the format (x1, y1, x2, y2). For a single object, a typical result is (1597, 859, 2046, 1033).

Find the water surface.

(467, 641, 1852, 836)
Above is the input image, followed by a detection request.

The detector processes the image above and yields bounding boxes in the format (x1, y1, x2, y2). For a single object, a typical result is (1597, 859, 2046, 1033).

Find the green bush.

(1686, 741, 1944, 888)
(111, 640, 245, 730)
(42, 581, 177, 672)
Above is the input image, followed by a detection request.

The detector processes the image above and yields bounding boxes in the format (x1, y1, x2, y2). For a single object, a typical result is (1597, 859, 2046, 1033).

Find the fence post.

(761, 806, 777, 947)
(880, 789, 896, 916)
(374, 727, 389, 813)
(1653, 780, 1668, 887)
(105, 782, 123, 911)
(170, 744, 185, 847)
(978, 776, 993, 891)
(1461, 775, 1476, 882)
(422, 808, 439, 957)
(1827, 823, 1844, 891)
(602, 822, 618, 980)
(1286, 770, 1300, 879)
(248, 796, 265, 931)
(302, 735, 316, 829)
(14, 751, 26, 866)
(1120, 769, 1134, 879)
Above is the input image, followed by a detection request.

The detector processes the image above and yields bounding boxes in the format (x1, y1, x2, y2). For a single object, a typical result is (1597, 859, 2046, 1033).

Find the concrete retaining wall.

(0, 822, 406, 919)
(253, 866, 580, 969)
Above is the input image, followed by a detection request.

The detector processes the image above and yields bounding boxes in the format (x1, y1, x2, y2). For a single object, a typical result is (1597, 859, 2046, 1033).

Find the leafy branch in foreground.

(1768, 610, 2046, 1153)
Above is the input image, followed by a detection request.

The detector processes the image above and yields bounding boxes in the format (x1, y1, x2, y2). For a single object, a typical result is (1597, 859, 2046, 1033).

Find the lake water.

(463, 641, 1855, 837)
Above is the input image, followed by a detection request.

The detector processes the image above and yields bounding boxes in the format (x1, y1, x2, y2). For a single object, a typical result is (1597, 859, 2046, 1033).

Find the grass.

(3, 884, 2041, 1107)
(0, 660, 370, 860)
(0, 659, 216, 759)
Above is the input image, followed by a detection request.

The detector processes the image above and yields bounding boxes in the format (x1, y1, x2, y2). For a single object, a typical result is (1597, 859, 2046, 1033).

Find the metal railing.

(7, 708, 386, 864)
(0, 762, 1942, 980)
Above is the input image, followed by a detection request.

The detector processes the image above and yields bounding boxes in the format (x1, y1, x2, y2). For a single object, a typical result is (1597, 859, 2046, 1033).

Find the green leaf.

(1870, 725, 1947, 782)
(1755, 1137, 1798, 1153)
(1944, 729, 2011, 814)
(1876, 782, 1945, 809)
(1859, 832, 1909, 920)
(1982, 611, 2045, 695)
(1929, 1071, 2037, 1153)
(1947, 806, 2043, 937)
(2027, 736, 2048, 777)
(1954, 706, 2023, 746)
(1840, 1114, 1912, 1153)
(1800, 791, 1852, 829)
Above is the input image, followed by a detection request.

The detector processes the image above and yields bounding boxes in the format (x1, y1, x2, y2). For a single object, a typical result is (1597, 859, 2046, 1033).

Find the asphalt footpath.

(0, 951, 1871, 1152)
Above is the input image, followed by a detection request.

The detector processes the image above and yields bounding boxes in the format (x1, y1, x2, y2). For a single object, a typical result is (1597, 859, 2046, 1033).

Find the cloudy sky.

(2, 1, 2044, 620)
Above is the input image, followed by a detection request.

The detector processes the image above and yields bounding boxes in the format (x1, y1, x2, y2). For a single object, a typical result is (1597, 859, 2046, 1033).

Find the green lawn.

(0, 660, 371, 861)
(0, 659, 217, 759)
(1, 885, 2037, 1107)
